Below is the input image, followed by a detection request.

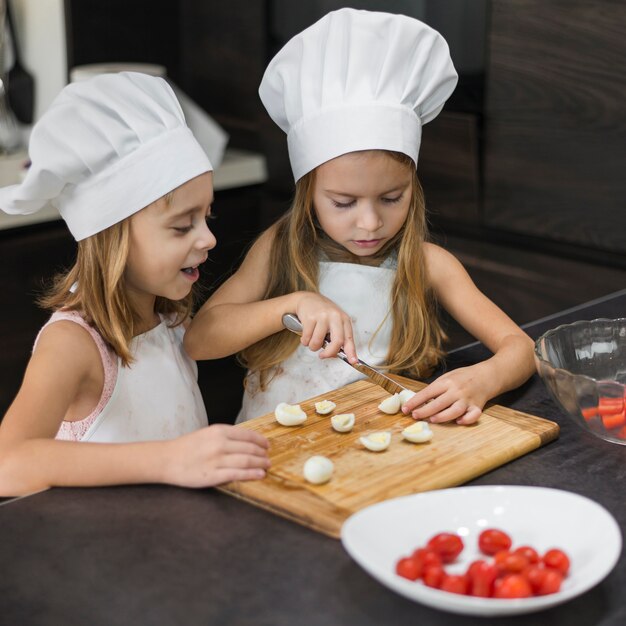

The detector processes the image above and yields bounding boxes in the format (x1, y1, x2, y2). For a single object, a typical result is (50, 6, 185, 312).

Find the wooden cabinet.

(423, 0, 626, 264)
(419, 111, 481, 225)
(483, 0, 626, 255)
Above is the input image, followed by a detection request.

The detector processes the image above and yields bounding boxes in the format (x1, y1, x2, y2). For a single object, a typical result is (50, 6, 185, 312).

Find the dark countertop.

(1, 290, 625, 626)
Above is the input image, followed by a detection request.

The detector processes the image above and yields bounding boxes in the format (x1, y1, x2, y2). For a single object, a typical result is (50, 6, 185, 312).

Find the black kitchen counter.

(1, 290, 625, 626)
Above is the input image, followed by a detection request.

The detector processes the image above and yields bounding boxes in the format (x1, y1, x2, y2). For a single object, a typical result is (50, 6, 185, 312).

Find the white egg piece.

(330, 412, 355, 433)
(274, 402, 307, 426)
(402, 421, 433, 443)
(398, 389, 416, 406)
(378, 393, 401, 414)
(315, 399, 336, 415)
(303, 455, 334, 484)
(360, 431, 391, 452)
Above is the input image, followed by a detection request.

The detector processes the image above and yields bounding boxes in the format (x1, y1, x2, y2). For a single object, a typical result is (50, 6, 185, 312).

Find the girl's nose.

(197, 220, 217, 251)
(356, 204, 383, 233)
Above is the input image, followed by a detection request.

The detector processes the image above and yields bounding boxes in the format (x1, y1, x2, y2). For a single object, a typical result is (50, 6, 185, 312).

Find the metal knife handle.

(282, 313, 303, 335)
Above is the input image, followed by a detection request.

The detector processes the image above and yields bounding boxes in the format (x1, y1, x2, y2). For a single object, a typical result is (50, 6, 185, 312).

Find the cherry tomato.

(396, 557, 421, 581)
(522, 565, 547, 594)
(427, 532, 464, 563)
(598, 396, 624, 416)
(440, 574, 469, 595)
(478, 529, 512, 556)
(422, 564, 445, 589)
(537, 568, 564, 595)
(513, 545, 540, 565)
(542, 548, 570, 576)
(493, 574, 533, 599)
(602, 412, 626, 430)
(494, 550, 529, 574)
(466, 559, 498, 598)
(581, 406, 598, 420)
(411, 547, 442, 575)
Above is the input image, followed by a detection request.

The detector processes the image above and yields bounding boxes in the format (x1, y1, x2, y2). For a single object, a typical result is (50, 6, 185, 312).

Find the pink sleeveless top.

(34, 310, 118, 440)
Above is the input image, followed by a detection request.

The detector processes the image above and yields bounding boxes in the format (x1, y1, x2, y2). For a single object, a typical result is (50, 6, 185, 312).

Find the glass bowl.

(535, 318, 626, 445)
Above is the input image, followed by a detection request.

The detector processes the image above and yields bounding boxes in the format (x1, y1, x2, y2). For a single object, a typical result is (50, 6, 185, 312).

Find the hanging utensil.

(5, 0, 33, 123)
(0, 0, 22, 153)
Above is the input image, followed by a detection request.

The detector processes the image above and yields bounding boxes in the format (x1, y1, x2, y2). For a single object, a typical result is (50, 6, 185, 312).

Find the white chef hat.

(0, 72, 212, 240)
(259, 8, 458, 181)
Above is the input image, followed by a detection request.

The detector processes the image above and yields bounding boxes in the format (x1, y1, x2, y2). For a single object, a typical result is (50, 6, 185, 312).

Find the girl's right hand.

(163, 424, 270, 488)
(294, 292, 358, 363)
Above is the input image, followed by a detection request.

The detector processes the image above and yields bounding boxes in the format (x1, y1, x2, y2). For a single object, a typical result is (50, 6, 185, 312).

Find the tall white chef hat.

(0, 72, 212, 240)
(259, 8, 458, 181)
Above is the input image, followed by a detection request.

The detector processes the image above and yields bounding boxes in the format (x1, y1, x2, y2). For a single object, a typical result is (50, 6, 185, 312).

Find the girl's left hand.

(401, 365, 491, 425)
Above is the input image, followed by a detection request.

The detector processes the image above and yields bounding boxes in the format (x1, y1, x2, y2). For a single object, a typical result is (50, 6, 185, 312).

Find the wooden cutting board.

(218, 375, 559, 538)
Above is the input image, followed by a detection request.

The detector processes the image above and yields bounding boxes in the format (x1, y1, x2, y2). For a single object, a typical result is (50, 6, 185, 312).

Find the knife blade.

(282, 313, 411, 395)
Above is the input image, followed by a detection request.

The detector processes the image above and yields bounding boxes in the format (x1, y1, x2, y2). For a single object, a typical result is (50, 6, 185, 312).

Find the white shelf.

(0, 147, 268, 232)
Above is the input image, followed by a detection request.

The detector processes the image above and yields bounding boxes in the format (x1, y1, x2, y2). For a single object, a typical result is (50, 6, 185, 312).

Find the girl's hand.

(294, 292, 358, 363)
(163, 424, 270, 488)
(401, 365, 491, 425)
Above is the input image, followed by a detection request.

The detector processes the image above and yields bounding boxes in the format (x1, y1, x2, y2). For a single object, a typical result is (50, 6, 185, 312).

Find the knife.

(282, 313, 411, 396)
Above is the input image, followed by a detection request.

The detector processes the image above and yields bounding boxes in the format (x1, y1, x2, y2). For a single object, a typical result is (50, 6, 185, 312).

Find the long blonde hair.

(240, 150, 446, 388)
(39, 200, 193, 366)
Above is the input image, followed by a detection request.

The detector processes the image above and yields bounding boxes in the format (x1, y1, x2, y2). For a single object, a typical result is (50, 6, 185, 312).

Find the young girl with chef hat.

(0, 72, 269, 496)
(185, 8, 535, 424)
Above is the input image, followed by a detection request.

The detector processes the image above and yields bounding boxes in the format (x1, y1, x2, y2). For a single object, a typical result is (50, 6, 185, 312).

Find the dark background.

(1, 0, 625, 423)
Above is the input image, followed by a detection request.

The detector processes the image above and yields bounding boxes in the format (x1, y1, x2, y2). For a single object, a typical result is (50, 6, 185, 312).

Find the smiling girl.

(0, 72, 269, 495)
(184, 9, 535, 424)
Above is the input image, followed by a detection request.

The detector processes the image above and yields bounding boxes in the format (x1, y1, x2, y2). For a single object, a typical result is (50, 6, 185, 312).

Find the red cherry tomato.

(522, 565, 547, 594)
(440, 574, 469, 595)
(493, 574, 533, 599)
(478, 529, 512, 556)
(537, 568, 564, 595)
(494, 550, 529, 574)
(542, 549, 570, 576)
(395, 557, 421, 581)
(513, 545, 540, 565)
(466, 559, 498, 598)
(427, 532, 464, 564)
(411, 548, 442, 577)
(422, 564, 445, 589)
(397, 530, 571, 598)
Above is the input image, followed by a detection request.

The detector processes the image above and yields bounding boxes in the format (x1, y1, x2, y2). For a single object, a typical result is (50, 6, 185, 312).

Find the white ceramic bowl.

(341, 485, 621, 617)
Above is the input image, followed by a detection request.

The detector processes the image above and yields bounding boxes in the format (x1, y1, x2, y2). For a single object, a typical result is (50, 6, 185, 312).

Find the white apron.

(236, 259, 396, 423)
(82, 318, 207, 442)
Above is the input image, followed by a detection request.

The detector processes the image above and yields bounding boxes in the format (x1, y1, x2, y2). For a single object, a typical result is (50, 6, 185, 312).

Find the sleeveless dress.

(35, 310, 208, 442)
(236, 257, 396, 423)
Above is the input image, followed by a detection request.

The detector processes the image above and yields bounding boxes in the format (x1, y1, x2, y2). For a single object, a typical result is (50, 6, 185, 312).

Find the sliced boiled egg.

(315, 399, 336, 415)
(398, 389, 416, 406)
(303, 455, 334, 484)
(378, 393, 401, 414)
(274, 402, 307, 426)
(402, 421, 433, 443)
(360, 431, 391, 452)
(331, 412, 355, 433)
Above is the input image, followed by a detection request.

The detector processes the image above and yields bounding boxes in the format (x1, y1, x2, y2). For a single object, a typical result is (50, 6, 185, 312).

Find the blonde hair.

(240, 150, 446, 388)
(39, 191, 193, 366)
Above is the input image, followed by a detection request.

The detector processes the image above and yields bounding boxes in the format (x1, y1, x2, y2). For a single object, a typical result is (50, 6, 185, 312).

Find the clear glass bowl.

(535, 318, 626, 445)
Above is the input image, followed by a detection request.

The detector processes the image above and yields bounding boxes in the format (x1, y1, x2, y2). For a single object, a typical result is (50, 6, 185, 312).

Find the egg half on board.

(274, 402, 307, 426)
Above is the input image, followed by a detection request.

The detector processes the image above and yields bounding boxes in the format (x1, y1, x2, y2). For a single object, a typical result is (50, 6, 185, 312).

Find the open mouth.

(181, 264, 200, 281)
